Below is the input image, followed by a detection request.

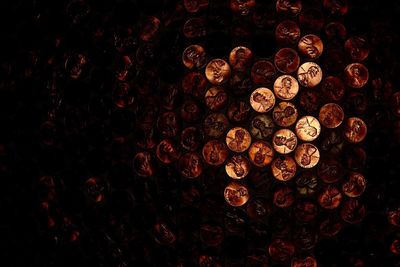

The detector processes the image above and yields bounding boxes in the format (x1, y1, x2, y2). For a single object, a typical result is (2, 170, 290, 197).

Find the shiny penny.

(272, 155, 297, 181)
(274, 75, 299, 100)
(274, 186, 295, 208)
(182, 45, 207, 69)
(205, 58, 231, 85)
(273, 129, 297, 154)
(224, 182, 250, 207)
(343, 117, 367, 143)
(274, 48, 300, 74)
(202, 140, 229, 166)
(250, 114, 276, 139)
(276, 0, 302, 17)
(318, 186, 342, 209)
(275, 20, 301, 46)
(297, 62, 323, 88)
(298, 34, 324, 59)
(251, 60, 276, 85)
(344, 63, 369, 89)
(345, 36, 369, 62)
(295, 116, 321, 141)
(295, 143, 320, 168)
(204, 113, 229, 138)
(342, 172, 366, 198)
(226, 127, 252, 153)
(179, 152, 203, 178)
(225, 155, 251, 179)
(273, 101, 298, 127)
(156, 139, 180, 164)
(229, 46, 253, 72)
(248, 141, 274, 167)
(319, 103, 344, 128)
(250, 87, 276, 113)
(205, 87, 228, 111)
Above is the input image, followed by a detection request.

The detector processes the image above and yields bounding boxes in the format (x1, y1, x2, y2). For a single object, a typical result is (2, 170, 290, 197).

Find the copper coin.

(342, 172, 366, 198)
(297, 62, 323, 88)
(276, 0, 302, 17)
(161, 83, 180, 110)
(299, 8, 324, 32)
(140, 16, 161, 42)
(181, 180, 202, 205)
(248, 141, 274, 167)
(345, 146, 367, 170)
(275, 20, 301, 46)
(183, 18, 206, 38)
(295, 200, 318, 222)
(295, 143, 320, 168)
(274, 48, 300, 74)
(224, 207, 247, 233)
(157, 111, 180, 138)
(319, 218, 343, 237)
(298, 34, 324, 59)
(179, 152, 203, 178)
(202, 140, 229, 166)
(205, 87, 228, 111)
(229, 46, 253, 72)
(346, 91, 367, 114)
(226, 127, 252, 153)
(180, 99, 202, 123)
(200, 222, 224, 247)
(274, 186, 295, 208)
(205, 58, 231, 85)
(323, 0, 348, 16)
(320, 130, 344, 155)
(225, 155, 251, 179)
(250, 114, 276, 139)
(295, 116, 321, 141)
(274, 75, 299, 100)
(251, 60, 276, 85)
(318, 186, 342, 209)
(293, 226, 317, 250)
(184, 0, 209, 13)
(343, 117, 367, 143)
(344, 63, 369, 89)
(224, 182, 250, 207)
(296, 171, 318, 196)
(230, 0, 256, 16)
(133, 152, 155, 177)
(156, 139, 180, 164)
(268, 239, 296, 263)
(299, 89, 321, 113)
(230, 72, 253, 96)
(292, 256, 317, 267)
(321, 76, 345, 102)
(344, 36, 369, 62)
(273, 129, 297, 154)
(204, 113, 229, 138)
(113, 83, 134, 108)
(182, 72, 207, 97)
(341, 199, 365, 224)
(273, 102, 298, 127)
(227, 100, 251, 123)
(272, 155, 297, 181)
(182, 45, 207, 69)
(246, 197, 270, 219)
(317, 157, 344, 183)
(325, 22, 347, 41)
(250, 87, 276, 113)
(181, 126, 203, 151)
(319, 103, 344, 128)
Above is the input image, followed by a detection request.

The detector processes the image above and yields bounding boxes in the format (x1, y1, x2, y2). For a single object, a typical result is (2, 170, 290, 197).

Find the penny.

(230, 72, 253, 96)
(295, 143, 320, 168)
(273, 102, 298, 127)
(341, 199, 365, 224)
(205, 87, 228, 111)
(320, 129, 344, 155)
(248, 141, 274, 167)
(161, 83, 181, 110)
(298, 34, 324, 59)
(321, 76, 345, 102)
(140, 16, 161, 42)
(250, 87, 276, 113)
(224, 207, 247, 233)
(225, 155, 251, 179)
(183, 18, 207, 38)
(296, 171, 318, 196)
(274, 75, 299, 100)
(295, 116, 321, 141)
(230, 0, 256, 16)
(224, 182, 250, 207)
(293, 226, 317, 250)
(345, 146, 366, 170)
(157, 111, 180, 138)
(229, 46, 253, 72)
(317, 157, 344, 183)
(346, 91, 367, 114)
(344, 36, 369, 62)
(274, 186, 295, 208)
(202, 140, 229, 166)
(343, 117, 367, 143)
(181, 126, 203, 151)
(184, 0, 209, 13)
(319, 103, 344, 128)
(227, 100, 251, 123)
(318, 186, 342, 209)
(299, 89, 320, 113)
(226, 127, 252, 153)
(273, 129, 297, 154)
(274, 48, 300, 74)
(319, 218, 343, 237)
(276, 0, 302, 17)
(295, 200, 318, 222)
(272, 155, 297, 181)
(113, 83, 134, 108)
(269, 239, 295, 263)
(299, 8, 324, 32)
(251, 60, 276, 85)
(250, 114, 276, 140)
(204, 113, 229, 138)
(156, 139, 180, 164)
(297, 62, 323, 88)
(342, 172, 366, 198)
(179, 152, 203, 178)
(246, 197, 270, 219)
(180, 99, 202, 123)
(344, 63, 369, 89)
(182, 45, 207, 70)
(275, 20, 301, 46)
(325, 22, 347, 41)
(200, 222, 224, 247)
(292, 256, 317, 267)
(205, 58, 231, 85)
(133, 152, 155, 177)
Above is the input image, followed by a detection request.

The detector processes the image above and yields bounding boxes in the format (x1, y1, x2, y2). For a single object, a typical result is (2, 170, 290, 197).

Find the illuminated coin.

(318, 186, 342, 209)
(229, 46, 253, 72)
(344, 63, 369, 89)
(273, 102, 298, 127)
(251, 60, 276, 85)
(295, 143, 320, 168)
(343, 117, 367, 143)
(298, 34, 324, 59)
(225, 155, 251, 179)
(226, 127, 252, 153)
(179, 152, 203, 178)
(205, 58, 231, 85)
(274, 186, 295, 208)
(250, 87, 275, 113)
(205, 87, 228, 111)
(319, 103, 344, 128)
(345, 36, 369, 62)
(275, 20, 301, 46)
(156, 139, 180, 164)
(272, 155, 297, 181)
(182, 45, 207, 69)
(250, 114, 275, 140)
(297, 62, 323, 88)
(342, 172, 366, 198)
(274, 48, 300, 74)
(202, 140, 229, 166)
(204, 113, 229, 138)
(273, 129, 297, 154)
(248, 141, 274, 167)
(224, 182, 249, 207)
(295, 116, 321, 141)
(274, 75, 299, 100)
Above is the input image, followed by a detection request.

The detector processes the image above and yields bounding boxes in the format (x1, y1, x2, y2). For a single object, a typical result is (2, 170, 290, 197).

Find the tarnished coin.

(230, 72, 253, 96)
(251, 60, 276, 85)
(274, 186, 295, 208)
(230, 0, 256, 16)
(317, 157, 344, 183)
(344, 63, 369, 89)
(343, 117, 367, 143)
(295, 143, 320, 168)
(325, 22, 347, 41)
(183, 18, 207, 39)
(345, 36, 369, 62)
(140, 16, 161, 42)
(274, 75, 299, 100)
(292, 256, 317, 267)
(205, 87, 228, 111)
(224, 182, 250, 207)
(204, 113, 229, 138)
(250, 114, 276, 139)
(229, 46, 253, 72)
(225, 155, 251, 179)
(295, 200, 318, 222)
(157, 111, 180, 138)
(299, 89, 321, 113)
(296, 171, 318, 196)
(248, 141, 274, 167)
(113, 83, 134, 108)
(184, 0, 209, 13)
(321, 76, 345, 102)
(181, 127, 203, 151)
(342, 172, 366, 198)
(205, 58, 231, 85)
(202, 140, 229, 166)
(318, 186, 342, 209)
(298, 34, 324, 59)
(275, 20, 301, 46)
(250, 87, 276, 113)
(273, 129, 297, 154)
(179, 152, 203, 178)
(182, 45, 207, 69)
(295, 116, 321, 141)
(156, 139, 180, 164)
(274, 48, 300, 74)
(227, 100, 251, 123)
(299, 8, 324, 32)
(247, 197, 270, 219)
(319, 103, 344, 128)
(180, 99, 202, 123)
(276, 0, 302, 17)
(341, 199, 365, 224)
(226, 127, 252, 153)
(268, 239, 296, 263)
(323, 0, 348, 16)
(272, 155, 297, 181)
(319, 217, 343, 237)
(297, 62, 323, 88)
(200, 222, 223, 247)
(273, 102, 298, 127)
(133, 152, 155, 177)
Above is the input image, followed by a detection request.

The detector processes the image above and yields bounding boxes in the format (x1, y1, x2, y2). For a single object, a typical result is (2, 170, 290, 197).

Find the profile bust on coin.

(274, 75, 299, 100)
(224, 182, 250, 207)
(273, 129, 298, 154)
(248, 140, 274, 167)
(295, 143, 320, 168)
(225, 155, 250, 179)
(226, 127, 251, 153)
(297, 62, 322, 88)
(205, 59, 231, 85)
(295, 116, 321, 141)
(250, 87, 276, 113)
